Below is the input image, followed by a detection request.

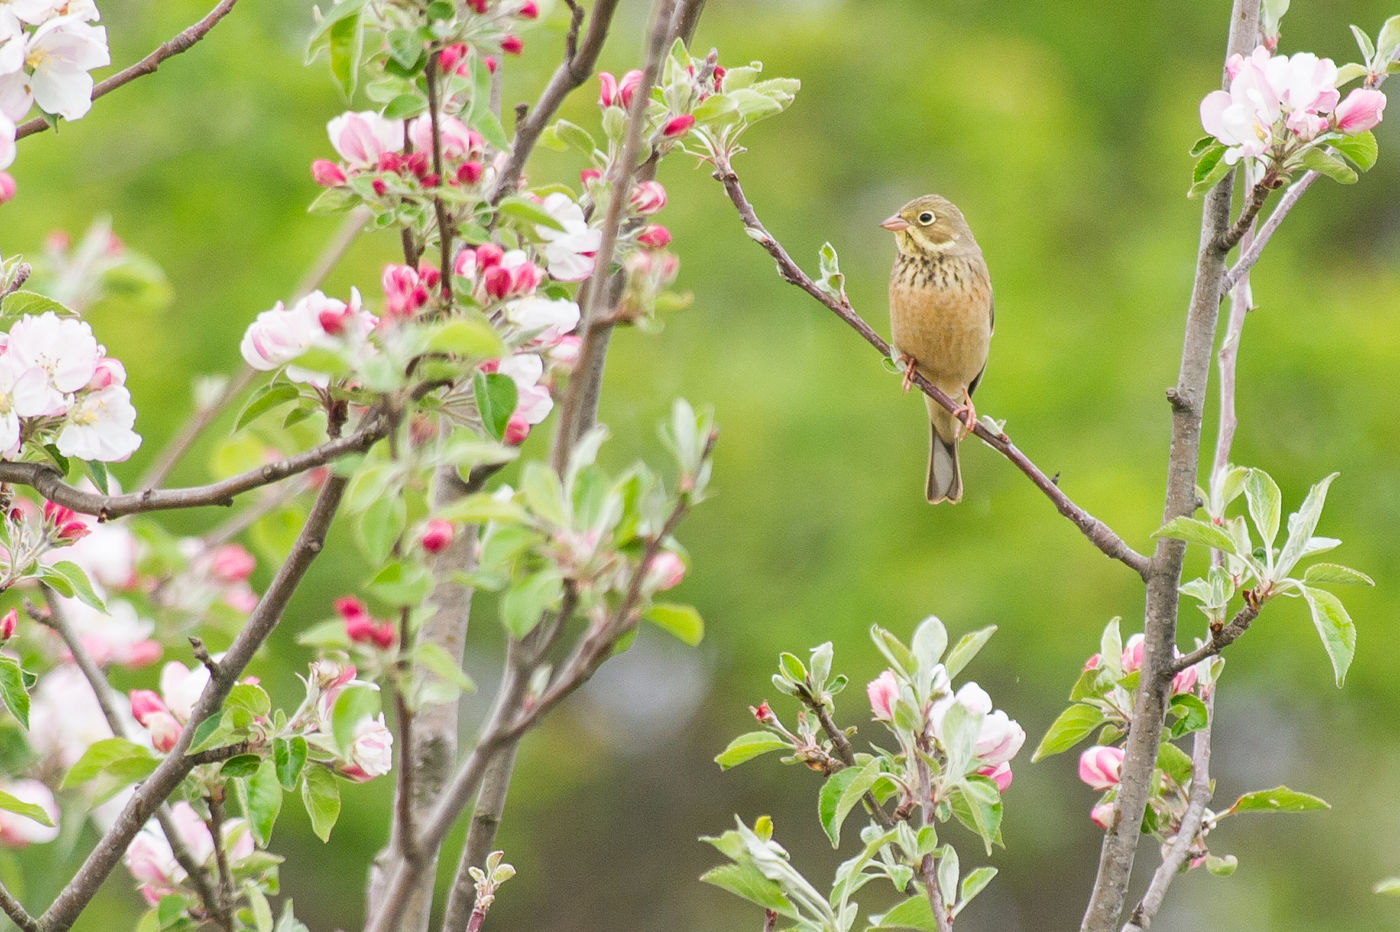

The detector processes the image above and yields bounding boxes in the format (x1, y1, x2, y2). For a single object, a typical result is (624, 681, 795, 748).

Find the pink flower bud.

(43, 501, 89, 543)
(457, 161, 484, 185)
(1335, 88, 1387, 134)
(1120, 634, 1144, 675)
(421, 519, 454, 554)
(453, 248, 477, 278)
(88, 357, 127, 390)
(598, 72, 618, 108)
(503, 412, 530, 445)
(318, 304, 353, 335)
(438, 43, 467, 74)
(628, 180, 667, 215)
(1078, 745, 1125, 791)
(977, 762, 1013, 793)
(0, 608, 14, 641)
(147, 711, 181, 753)
(345, 613, 377, 643)
(129, 689, 169, 726)
(580, 168, 602, 187)
(866, 670, 898, 721)
(1090, 801, 1115, 830)
(475, 243, 504, 269)
(617, 70, 643, 109)
(644, 551, 686, 591)
(636, 224, 672, 250)
(547, 334, 583, 369)
(0, 173, 15, 205)
(1083, 653, 1101, 671)
(417, 262, 441, 290)
(465, 0, 487, 11)
(209, 544, 256, 584)
(501, 35, 523, 55)
(334, 596, 369, 623)
(518, 1, 538, 18)
(751, 701, 774, 724)
(661, 114, 695, 138)
(482, 265, 513, 299)
(371, 178, 387, 197)
(484, 56, 498, 74)
(1171, 664, 1198, 695)
(310, 159, 346, 187)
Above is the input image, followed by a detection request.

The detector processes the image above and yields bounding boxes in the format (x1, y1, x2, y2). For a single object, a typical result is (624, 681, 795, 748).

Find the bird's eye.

(917, 211, 935, 224)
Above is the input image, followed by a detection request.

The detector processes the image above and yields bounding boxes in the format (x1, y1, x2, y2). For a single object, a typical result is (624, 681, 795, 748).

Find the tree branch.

(0, 883, 38, 932)
(1219, 171, 1317, 295)
(1079, 5, 1257, 928)
(37, 475, 347, 931)
(16, 0, 241, 141)
(711, 159, 1149, 578)
(0, 416, 383, 519)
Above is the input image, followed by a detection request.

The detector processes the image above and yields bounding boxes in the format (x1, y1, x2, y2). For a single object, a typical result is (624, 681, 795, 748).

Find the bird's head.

(881, 194, 975, 257)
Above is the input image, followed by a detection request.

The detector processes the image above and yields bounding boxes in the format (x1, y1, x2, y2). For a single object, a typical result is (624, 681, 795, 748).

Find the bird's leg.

(898, 353, 918, 393)
(951, 389, 977, 440)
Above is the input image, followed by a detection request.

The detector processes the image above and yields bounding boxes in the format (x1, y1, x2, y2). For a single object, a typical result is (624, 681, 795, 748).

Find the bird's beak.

(881, 215, 909, 232)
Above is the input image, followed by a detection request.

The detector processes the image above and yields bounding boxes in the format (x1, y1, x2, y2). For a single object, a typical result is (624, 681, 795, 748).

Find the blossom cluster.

(0, 0, 111, 193)
(239, 287, 377, 386)
(0, 311, 139, 461)
(1200, 45, 1386, 166)
(313, 110, 487, 194)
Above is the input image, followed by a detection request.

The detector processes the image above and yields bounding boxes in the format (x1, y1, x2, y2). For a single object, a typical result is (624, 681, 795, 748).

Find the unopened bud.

(310, 159, 346, 187)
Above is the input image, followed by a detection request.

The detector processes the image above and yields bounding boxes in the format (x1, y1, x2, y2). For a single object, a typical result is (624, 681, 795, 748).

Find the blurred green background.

(3, 0, 1400, 929)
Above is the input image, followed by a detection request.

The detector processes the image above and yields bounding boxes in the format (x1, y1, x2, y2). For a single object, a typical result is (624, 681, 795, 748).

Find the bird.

(883, 194, 994, 504)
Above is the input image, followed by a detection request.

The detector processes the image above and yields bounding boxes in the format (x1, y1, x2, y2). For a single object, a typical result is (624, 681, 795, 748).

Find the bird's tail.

(926, 417, 962, 504)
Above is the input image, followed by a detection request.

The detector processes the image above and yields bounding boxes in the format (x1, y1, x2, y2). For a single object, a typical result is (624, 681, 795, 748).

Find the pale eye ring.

(917, 211, 935, 224)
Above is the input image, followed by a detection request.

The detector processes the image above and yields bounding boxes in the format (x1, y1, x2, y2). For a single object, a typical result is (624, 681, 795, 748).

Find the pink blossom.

(128, 689, 168, 726)
(145, 711, 181, 752)
(496, 354, 554, 427)
(503, 295, 579, 339)
(661, 114, 695, 138)
(617, 69, 643, 109)
(64, 599, 159, 668)
(628, 180, 667, 215)
(0, 779, 58, 847)
(502, 412, 530, 445)
(1334, 88, 1386, 134)
(517, 1, 538, 18)
(1083, 652, 1101, 671)
(0, 171, 14, 202)
(42, 499, 88, 542)
(159, 660, 210, 723)
(7, 310, 99, 392)
(1264, 50, 1339, 115)
(0, 607, 14, 640)
(751, 701, 774, 724)
(1171, 663, 1199, 695)
(500, 34, 522, 55)
(308, 658, 356, 692)
(974, 709, 1026, 767)
(438, 43, 467, 74)
(1079, 745, 1125, 791)
(867, 670, 898, 721)
(1090, 801, 1116, 830)
(977, 762, 1013, 793)
(22, 16, 110, 121)
(340, 715, 394, 781)
(1120, 633, 1144, 675)
(598, 71, 619, 108)
(580, 168, 601, 186)
(86, 356, 125, 390)
(326, 110, 401, 170)
(311, 158, 346, 187)
(456, 160, 483, 184)
(1200, 51, 1281, 164)
(547, 334, 582, 370)
(644, 551, 686, 591)
(30, 665, 113, 766)
(209, 544, 255, 583)
(408, 113, 481, 160)
(381, 263, 431, 319)
(240, 289, 375, 383)
(420, 519, 454, 554)
(637, 224, 672, 249)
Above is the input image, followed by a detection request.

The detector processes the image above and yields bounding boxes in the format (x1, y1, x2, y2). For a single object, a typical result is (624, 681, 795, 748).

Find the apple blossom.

(517, 1, 537, 18)
(500, 35, 522, 55)
(128, 688, 167, 725)
(0, 779, 58, 847)
(30, 664, 115, 766)
(0, 170, 14, 201)
(598, 71, 618, 108)
(1090, 800, 1116, 830)
(974, 708, 1026, 767)
(1335, 88, 1386, 134)
(62, 598, 160, 667)
(0, 115, 13, 171)
(42, 499, 88, 542)
(1200, 52, 1282, 164)
(1120, 633, 1144, 674)
(637, 224, 672, 249)
(240, 288, 375, 383)
(867, 670, 898, 721)
(52, 519, 137, 592)
(7, 310, 99, 392)
(1172, 663, 1199, 695)
(977, 762, 1013, 793)
(159, 660, 211, 723)
(643, 550, 686, 591)
(1079, 745, 1125, 791)
(503, 294, 579, 340)
(495, 353, 554, 432)
(0, 606, 14, 639)
(310, 158, 346, 187)
(628, 180, 667, 215)
(19, 15, 109, 121)
(408, 112, 481, 160)
(55, 382, 141, 461)
(617, 69, 643, 109)
(326, 110, 401, 169)
(547, 334, 582, 370)
(87, 354, 124, 389)
(421, 518, 454, 554)
(535, 192, 601, 281)
(661, 114, 695, 138)
(341, 714, 394, 781)
(456, 160, 483, 184)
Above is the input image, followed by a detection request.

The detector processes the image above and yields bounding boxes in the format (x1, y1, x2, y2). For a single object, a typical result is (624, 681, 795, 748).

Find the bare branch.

(1220, 171, 1318, 294)
(16, 0, 241, 141)
(0, 416, 384, 519)
(1171, 602, 1261, 673)
(711, 159, 1149, 578)
(37, 475, 347, 930)
(0, 883, 38, 932)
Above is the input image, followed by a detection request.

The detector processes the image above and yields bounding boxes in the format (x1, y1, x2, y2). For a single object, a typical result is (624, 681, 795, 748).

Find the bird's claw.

(898, 354, 917, 393)
(952, 394, 977, 440)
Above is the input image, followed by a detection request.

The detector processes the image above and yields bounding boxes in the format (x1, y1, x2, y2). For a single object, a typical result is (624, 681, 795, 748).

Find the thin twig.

(711, 160, 1149, 578)
(393, 610, 416, 860)
(0, 883, 38, 932)
(425, 54, 456, 301)
(205, 793, 236, 930)
(38, 476, 347, 931)
(488, 0, 622, 203)
(16, 0, 241, 141)
(1123, 690, 1215, 932)
(797, 686, 895, 831)
(1220, 171, 1318, 294)
(0, 416, 384, 519)
(1213, 181, 1269, 253)
(1170, 602, 1261, 672)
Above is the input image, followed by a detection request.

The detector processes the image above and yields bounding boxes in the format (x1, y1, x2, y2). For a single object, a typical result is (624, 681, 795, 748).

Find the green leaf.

(382, 92, 425, 120)
(246, 760, 284, 845)
(910, 615, 947, 673)
(541, 118, 598, 157)
(1277, 473, 1339, 578)
(0, 290, 75, 319)
(366, 559, 434, 606)
(1374, 877, 1400, 896)
(948, 775, 1002, 855)
(1188, 144, 1231, 198)
(62, 737, 158, 789)
(715, 731, 786, 770)
(519, 461, 567, 527)
(412, 641, 476, 695)
(0, 656, 31, 729)
(219, 754, 262, 778)
(871, 893, 936, 930)
(187, 712, 235, 754)
(955, 866, 997, 918)
(434, 492, 528, 525)
(1167, 693, 1209, 739)
(1226, 785, 1330, 814)
(0, 788, 53, 827)
(642, 602, 704, 646)
(235, 381, 300, 432)
(1206, 853, 1239, 876)
(330, 684, 381, 753)
(473, 371, 518, 442)
(1242, 468, 1282, 553)
(1032, 704, 1105, 761)
(1333, 130, 1379, 171)
(1152, 516, 1237, 554)
(356, 493, 406, 566)
(1302, 563, 1374, 587)
(944, 625, 997, 680)
(499, 195, 566, 232)
(1156, 741, 1193, 785)
(384, 28, 424, 70)
(1378, 15, 1400, 60)
(869, 625, 914, 678)
(274, 736, 308, 790)
(300, 766, 341, 842)
(500, 569, 565, 638)
(1300, 145, 1358, 184)
(1300, 585, 1356, 686)
(1188, 135, 1217, 157)
(423, 315, 506, 359)
(821, 759, 882, 848)
(327, 11, 364, 99)
(1336, 61, 1369, 87)
(84, 459, 110, 495)
(1351, 23, 1377, 61)
(698, 863, 794, 915)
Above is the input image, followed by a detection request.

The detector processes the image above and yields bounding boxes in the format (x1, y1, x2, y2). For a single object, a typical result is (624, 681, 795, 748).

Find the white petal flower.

(55, 383, 141, 461)
(534, 192, 601, 282)
(503, 295, 580, 336)
(326, 110, 401, 169)
(24, 16, 108, 121)
(7, 310, 99, 391)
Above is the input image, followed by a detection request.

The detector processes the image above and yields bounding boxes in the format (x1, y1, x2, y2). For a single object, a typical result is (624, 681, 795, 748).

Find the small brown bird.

(883, 194, 994, 504)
